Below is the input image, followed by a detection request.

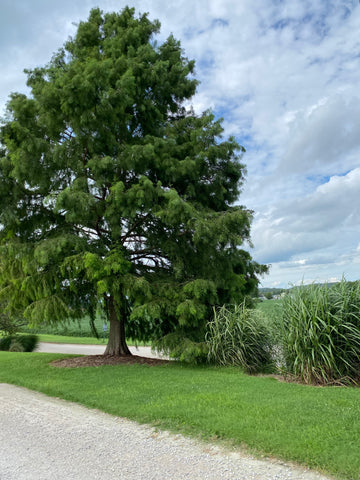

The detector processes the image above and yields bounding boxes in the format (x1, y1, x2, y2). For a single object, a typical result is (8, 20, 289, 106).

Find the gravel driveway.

(0, 383, 331, 480)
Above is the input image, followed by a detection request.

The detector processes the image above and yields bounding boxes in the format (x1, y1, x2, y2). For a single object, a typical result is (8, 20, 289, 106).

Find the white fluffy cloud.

(251, 168, 360, 285)
(280, 96, 360, 175)
(1, 0, 359, 287)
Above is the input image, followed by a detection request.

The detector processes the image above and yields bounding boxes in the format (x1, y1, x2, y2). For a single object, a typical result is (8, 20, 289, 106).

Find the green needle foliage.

(281, 280, 360, 385)
(0, 301, 27, 335)
(0, 7, 266, 355)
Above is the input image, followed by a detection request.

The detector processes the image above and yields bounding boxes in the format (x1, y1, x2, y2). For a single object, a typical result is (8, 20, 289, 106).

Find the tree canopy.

(0, 7, 267, 355)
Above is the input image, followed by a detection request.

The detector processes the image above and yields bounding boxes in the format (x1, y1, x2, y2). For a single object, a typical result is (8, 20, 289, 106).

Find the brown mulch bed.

(51, 354, 171, 368)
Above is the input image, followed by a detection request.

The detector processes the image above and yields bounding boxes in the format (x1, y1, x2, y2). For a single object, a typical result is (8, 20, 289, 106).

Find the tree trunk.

(104, 295, 131, 355)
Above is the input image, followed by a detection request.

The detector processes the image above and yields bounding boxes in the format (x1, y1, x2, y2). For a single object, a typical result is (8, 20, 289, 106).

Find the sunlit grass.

(36, 334, 107, 344)
(1, 352, 359, 479)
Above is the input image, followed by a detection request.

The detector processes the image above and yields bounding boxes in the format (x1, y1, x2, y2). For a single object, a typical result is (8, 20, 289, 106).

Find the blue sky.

(1, 0, 359, 288)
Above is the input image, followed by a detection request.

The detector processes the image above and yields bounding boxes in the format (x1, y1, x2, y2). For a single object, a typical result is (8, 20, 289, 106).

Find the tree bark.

(104, 295, 131, 355)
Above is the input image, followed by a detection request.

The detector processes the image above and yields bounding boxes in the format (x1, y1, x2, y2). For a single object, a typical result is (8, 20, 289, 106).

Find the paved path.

(0, 384, 331, 480)
(35, 342, 165, 359)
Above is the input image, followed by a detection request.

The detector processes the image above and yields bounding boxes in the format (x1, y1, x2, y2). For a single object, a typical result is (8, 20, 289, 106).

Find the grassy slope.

(0, 352, 359, 479)
(36, 334, 107, 344)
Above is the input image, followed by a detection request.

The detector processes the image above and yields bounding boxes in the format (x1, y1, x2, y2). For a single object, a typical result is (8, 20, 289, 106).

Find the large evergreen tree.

(0, 7, 266, 355)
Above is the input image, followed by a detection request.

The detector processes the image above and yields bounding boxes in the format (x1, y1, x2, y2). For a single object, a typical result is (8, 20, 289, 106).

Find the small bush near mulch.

(153, 333, 209, 364)
(0, 334, 39, 352)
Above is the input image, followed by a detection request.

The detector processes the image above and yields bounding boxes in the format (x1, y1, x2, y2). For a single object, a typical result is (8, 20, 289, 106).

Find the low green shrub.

(0, 334, 39, 352)
(18, 335, 39, 352)
(206, 303, 274, 373)
(153, 333, 209, 364)
(0, 335, 13, 351)
(281, 280, 360, 385)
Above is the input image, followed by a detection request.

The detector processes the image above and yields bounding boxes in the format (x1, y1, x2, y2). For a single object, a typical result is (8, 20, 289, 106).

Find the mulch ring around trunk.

(51, 354, 171, 368)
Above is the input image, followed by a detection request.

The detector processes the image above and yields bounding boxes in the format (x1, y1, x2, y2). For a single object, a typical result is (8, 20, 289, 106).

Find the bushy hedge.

(0, 334, 39, 352)
(153, 333, 209, 364)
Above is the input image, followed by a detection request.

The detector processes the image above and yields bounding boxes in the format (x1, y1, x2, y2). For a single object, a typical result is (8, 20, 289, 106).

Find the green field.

(256, 298, 283, 323)
(36, 334, 110, 344)
(20, 316, 108, 338)
(18, 299, 284, 343)
(1, 351, 359, 480)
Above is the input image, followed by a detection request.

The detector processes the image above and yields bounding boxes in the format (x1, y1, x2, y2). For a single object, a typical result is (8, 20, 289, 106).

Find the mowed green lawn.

(1, 352, 359, 479)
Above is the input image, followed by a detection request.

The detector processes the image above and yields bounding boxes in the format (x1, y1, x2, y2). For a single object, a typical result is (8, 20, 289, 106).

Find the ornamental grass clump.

(206, 303, 274, 373)
(281, 280, 360, 385)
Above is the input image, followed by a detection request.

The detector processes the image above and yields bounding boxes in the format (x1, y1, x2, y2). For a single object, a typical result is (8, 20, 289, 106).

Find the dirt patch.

(51, 354, 171, 368)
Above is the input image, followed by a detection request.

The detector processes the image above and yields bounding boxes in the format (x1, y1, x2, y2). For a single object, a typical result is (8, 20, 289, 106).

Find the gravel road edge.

(0, 383, 333, 480)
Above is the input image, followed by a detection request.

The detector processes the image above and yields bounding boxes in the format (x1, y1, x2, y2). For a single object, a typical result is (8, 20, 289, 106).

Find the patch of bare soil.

(51, 354, 171, 368)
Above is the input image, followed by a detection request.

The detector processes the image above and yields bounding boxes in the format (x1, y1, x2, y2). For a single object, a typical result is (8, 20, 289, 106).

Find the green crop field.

(20, 315, 108, 339)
